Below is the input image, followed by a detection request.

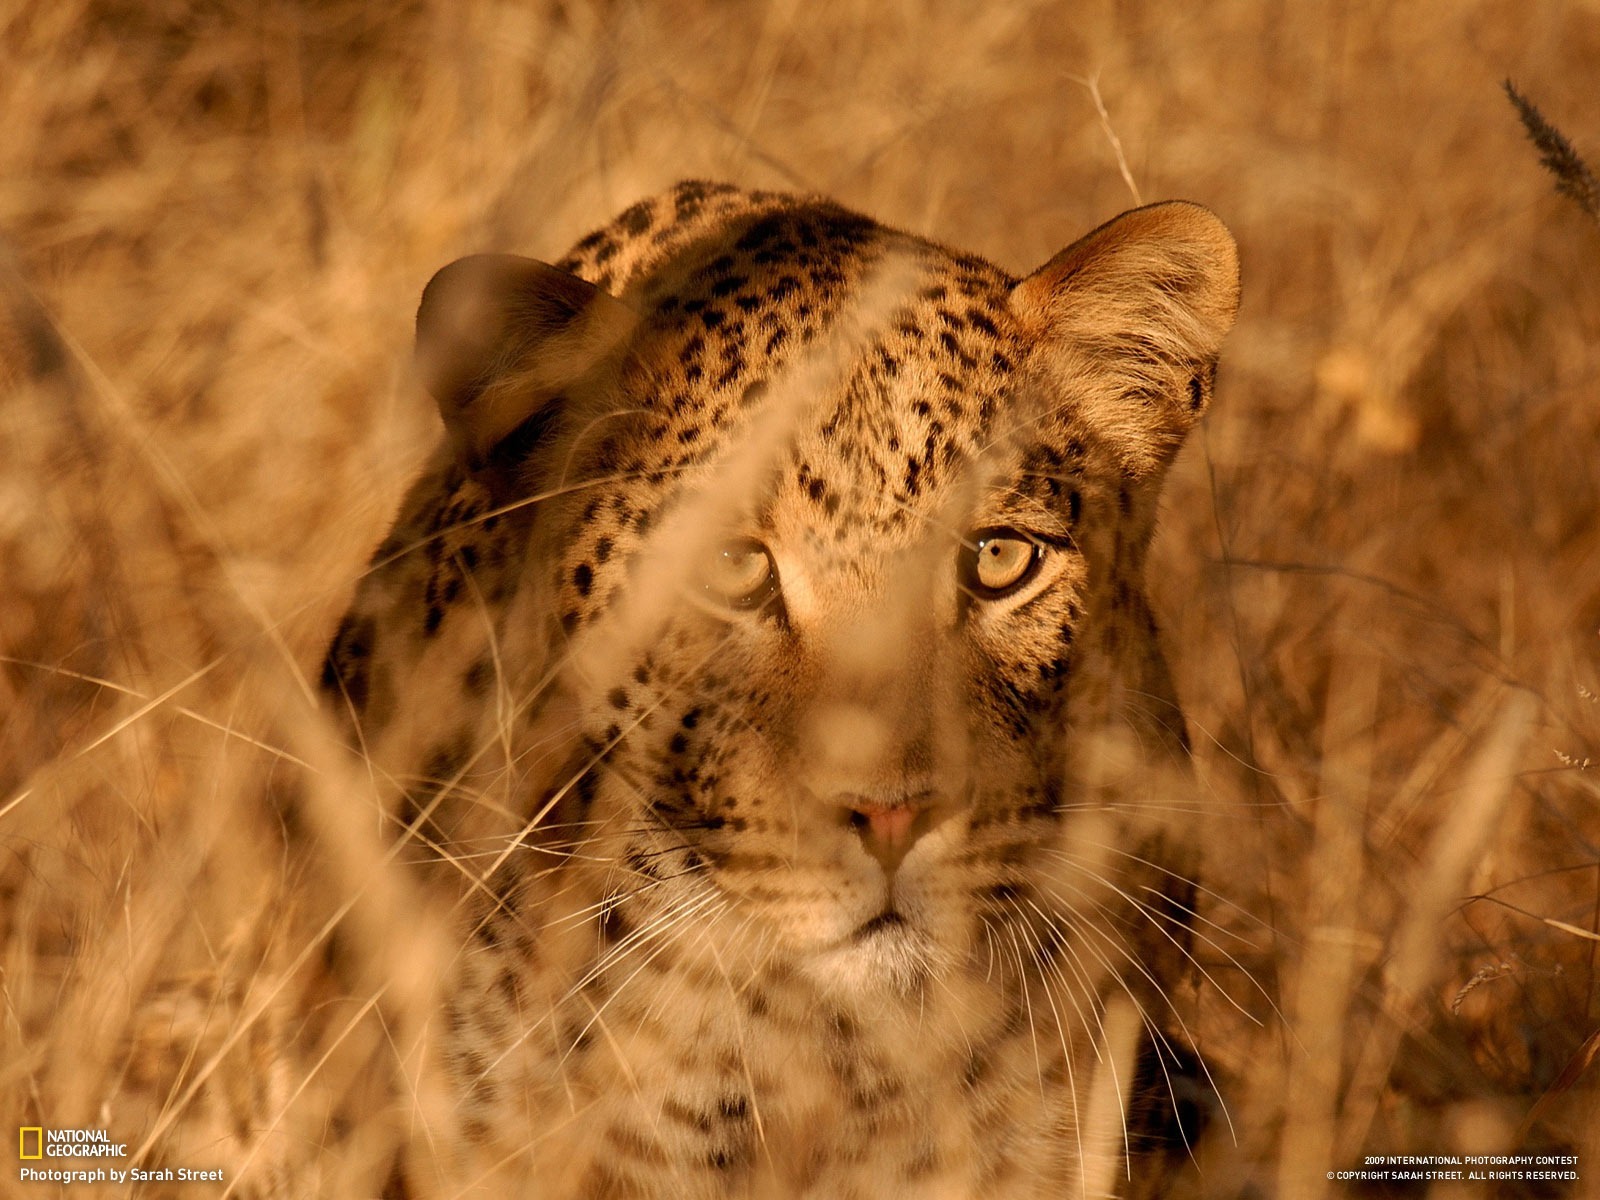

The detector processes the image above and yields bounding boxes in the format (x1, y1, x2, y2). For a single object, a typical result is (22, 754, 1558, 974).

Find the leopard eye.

(702, 538, 778, 609)
(960, 528, 1043, 600)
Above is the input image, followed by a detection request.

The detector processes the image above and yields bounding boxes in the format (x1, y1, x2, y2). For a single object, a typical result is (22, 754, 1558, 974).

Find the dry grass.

(2, 1, 1598, 1196)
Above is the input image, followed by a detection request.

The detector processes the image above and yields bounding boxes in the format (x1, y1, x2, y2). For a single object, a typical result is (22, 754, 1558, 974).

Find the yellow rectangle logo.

(19, 1127, 43, 1159)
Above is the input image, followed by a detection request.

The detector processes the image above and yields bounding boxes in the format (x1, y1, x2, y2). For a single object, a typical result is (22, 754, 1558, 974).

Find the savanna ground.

(2, 1, 1598, 1196)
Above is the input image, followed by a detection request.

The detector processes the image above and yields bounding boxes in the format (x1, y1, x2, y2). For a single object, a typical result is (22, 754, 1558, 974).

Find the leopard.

(320, 179, 1240, 1199)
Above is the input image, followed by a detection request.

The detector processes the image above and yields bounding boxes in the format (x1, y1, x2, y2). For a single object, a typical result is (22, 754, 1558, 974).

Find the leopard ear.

(416, 254, 636, 466)
(1009, 201, 1239, 478)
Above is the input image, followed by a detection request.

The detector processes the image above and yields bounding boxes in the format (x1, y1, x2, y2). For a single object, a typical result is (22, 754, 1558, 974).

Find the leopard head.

(339, 190, 1238, 998)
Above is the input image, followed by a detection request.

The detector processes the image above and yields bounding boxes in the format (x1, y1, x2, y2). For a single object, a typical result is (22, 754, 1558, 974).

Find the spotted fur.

(323, 181, 1240, 1198)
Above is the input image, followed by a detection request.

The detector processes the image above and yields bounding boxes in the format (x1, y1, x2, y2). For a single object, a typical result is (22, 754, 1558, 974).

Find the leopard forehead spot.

(326, 180, 1238, 1197)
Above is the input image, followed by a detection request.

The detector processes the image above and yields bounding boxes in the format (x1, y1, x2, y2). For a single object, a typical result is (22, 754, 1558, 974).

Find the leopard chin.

(810, 909, 950, 996)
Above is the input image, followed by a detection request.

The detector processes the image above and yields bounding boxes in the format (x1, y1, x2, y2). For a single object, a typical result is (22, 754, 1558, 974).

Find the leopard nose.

(838, 791, 941, 875)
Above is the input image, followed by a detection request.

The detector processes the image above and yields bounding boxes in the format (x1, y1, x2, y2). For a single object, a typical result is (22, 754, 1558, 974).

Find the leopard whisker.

(1043, 839, 1271, 938)
(553, 893, 732, 1074)
(1037, 882, 1239, 1148)
(1038, 854, 1271, 1027)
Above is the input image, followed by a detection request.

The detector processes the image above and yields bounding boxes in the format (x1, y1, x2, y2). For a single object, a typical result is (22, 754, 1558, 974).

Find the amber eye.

(702, 538, 778, 609)
(960, 528, 1043, 600)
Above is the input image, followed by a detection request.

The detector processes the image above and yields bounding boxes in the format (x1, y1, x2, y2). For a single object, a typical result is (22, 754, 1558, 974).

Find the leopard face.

(323, 181, 1238, 1194)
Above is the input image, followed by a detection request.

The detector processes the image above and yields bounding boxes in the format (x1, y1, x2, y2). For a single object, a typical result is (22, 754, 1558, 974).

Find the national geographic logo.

(16, 1127, 128, 1158)
(17, 1126, 226, 1187)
